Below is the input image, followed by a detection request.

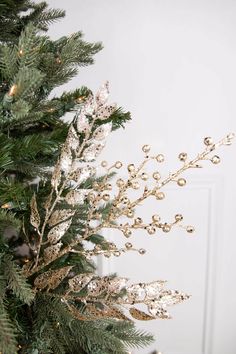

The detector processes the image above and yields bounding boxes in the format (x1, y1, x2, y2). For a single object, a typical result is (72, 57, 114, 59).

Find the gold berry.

(211, 155, 220, 164)
(141, 172, 148, 181)
(116, 178, 125, 187)
(134, 217, 143, 224)
(139, 248, 146, 255)
(127, 209, 134, 218)
(101, 160, 108, 168)
(113, 251, 121, 257)
(127, 164, 135, 172)
(124, 229, 132, 237)
(142, 144, 151, 153)
(115, 161, 123, 169)
(177, 178, 186, 187)
(152, 214, 160, 222)
(186, 225, 195, 233)
(178, 152, 187, 162)
(156, 154, 165, 163)
(153, 172, 161, 180)
(204, 137, 213, 146)
(125, 242, 133, 249)
(175, 214, 183, 221)
(121, 196, 130, 204)
(162, 223, 171, 233)
(147, 226, 156, 235)
(155, 191, 165, 200)
(131, 181, 140, 189)
(103, 194, 110, 201)
(92, 182, 100, 189)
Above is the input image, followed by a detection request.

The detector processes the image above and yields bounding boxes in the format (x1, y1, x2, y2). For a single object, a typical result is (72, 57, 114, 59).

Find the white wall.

(47, 1, 236, 353)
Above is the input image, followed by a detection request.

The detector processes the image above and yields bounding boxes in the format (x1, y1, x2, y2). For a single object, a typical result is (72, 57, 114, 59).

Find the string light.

(8, 84, 17, 96)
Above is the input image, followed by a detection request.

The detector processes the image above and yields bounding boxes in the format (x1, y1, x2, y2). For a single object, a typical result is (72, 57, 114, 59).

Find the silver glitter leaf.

(83, 94, 96, 115)
(145, 281, 166, 300)
(66, 125, 79, 150)
(69, 166, 94, 185)
(60, 145, 72, 172)
(93, 123, 112, 141)
(77, 111, 90, 133)
(107, 277, 128, 294)
(148, 303, 171, 319)
(68, 273, 93, 292)
(126, 284, 146, 302)
(96, 81, 109, 106)
(95, 103, 117, 120)
(30, 194, 40, 229)
(65, 189, 90, 206)
(82, 142, 105, 161)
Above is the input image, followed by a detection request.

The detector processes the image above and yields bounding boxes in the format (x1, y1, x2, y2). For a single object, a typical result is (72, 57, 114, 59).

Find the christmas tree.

(0, 1, 234, 353)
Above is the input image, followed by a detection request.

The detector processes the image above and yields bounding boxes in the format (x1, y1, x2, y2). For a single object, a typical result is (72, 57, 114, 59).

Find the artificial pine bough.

(0, 1, 234, 354)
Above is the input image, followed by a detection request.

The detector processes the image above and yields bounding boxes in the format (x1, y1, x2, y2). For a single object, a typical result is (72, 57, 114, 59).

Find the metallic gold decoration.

(24, 83, 234, 325)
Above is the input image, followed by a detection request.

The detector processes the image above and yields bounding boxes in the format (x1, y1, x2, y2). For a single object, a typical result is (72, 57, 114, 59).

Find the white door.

(49, 1, 236, 353)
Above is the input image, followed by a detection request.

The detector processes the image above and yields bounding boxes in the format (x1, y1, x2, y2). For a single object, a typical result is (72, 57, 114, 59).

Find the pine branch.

(95, 107, 132, 131)
(2, 255, 34, 305)
(0, 305, 18, 354)
(107, 320, 154, 349)
(0, 210, 21, 242)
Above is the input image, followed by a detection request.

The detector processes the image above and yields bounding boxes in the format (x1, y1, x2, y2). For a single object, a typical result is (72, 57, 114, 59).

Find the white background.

(47, 1, 236, 353)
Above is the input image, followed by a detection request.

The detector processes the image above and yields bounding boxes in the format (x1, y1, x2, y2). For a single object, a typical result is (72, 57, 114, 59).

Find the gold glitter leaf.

(51, 161, 61, 191)
(43, 242, 62, 262)
(34, 266, 72, 290)
(129, 308, 155, 321)
(68, 304, 87, 321)
(47, 219, 72, 244)
(30, 194, 40, 229)
(48, 209, 75, 227)
(68, 273, 93, 292)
